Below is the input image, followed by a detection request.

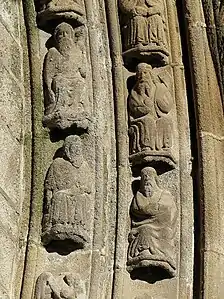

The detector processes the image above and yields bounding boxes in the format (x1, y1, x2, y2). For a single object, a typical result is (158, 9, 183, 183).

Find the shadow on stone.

(45, 238, 84, 256)
(130, 265, 175, 284)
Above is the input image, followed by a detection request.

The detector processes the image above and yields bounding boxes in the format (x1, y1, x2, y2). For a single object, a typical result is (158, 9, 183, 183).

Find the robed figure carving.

(127, 167, 177, 282)
(128, 63, 175, 171)
(42, 136, 92, 253)
(34, 272, 86, 299)
(43, 22, 90, 132)
(119, 0, 169, 69)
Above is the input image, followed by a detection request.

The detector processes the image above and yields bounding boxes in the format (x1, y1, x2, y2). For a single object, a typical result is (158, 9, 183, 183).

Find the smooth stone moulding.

(36, 0, 86, 33)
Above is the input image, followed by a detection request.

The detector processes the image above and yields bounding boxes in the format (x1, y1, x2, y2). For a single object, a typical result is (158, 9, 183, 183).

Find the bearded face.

(54, 23, 74, 55)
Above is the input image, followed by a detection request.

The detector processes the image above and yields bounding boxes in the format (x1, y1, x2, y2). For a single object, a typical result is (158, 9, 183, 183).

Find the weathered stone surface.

(34, 272, 86, 298)
(42, 22, 90, 132)
(128, 63, 176, 174)
(42, 135, 92, 253)
(127, 167, 177, 282)
(36, 0, 86, 33)
(0, 0, 31, 298)
(1, 0, 224, 298)
(119, 0, 169, 70)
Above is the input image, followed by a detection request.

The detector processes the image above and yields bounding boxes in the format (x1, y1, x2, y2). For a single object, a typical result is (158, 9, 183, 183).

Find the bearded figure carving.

(42, 136, 92, 253)
(128, 63, 176, 171)
(43, 22, 90, 132)
(127, 167, 177, 282)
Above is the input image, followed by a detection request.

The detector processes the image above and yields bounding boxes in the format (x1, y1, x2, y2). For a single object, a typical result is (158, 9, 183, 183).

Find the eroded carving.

(34, 272, 86, 299)
(43, 22, 90, 132)
(127, 167, 177, 282)
(36, 0, 86, 33)
(119, 0, 169, 70)
(128, 63, 175, 172)
(42, 135, 92, 254)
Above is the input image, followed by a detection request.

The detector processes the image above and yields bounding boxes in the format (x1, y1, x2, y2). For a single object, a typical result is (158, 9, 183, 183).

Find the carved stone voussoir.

(42, 135, 92, 254)
(119, 0, 169, 70)
(128, 63, 176, 174)
(36, 0, 86, 33)
(42, 23, 91, 133)
(34, 272, 86, 299)
(127, 167, 177, 282)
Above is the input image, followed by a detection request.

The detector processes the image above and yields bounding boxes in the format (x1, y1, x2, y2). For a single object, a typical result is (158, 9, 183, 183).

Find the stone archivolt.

(35, 0, 93, 260)
(119, 0, 177, 283)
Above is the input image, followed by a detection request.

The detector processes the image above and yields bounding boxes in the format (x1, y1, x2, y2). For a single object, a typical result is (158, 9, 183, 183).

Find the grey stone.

(42, 22, 90, 132)
(42, 135, 92, 253)
(127, 167, 177, 282)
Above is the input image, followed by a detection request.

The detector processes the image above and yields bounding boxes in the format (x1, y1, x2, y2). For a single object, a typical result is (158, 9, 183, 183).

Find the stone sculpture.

(36, 0, 86, 33)
(42, 135, 92, 253)
(119, 0, 169, 69)
(127, 167, 177, 282)
(128, 63, 175, 171)
(43, 22, 90, 132)
(34, 272, 86, 299)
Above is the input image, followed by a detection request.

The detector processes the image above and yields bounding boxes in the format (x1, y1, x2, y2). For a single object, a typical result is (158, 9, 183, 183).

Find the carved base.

(130, 149, 177, 176)
(42, 223, 89, 254)
(127, 252, 176, 283)
(37, 8, 86, 33)
(43, 111, 90, 131)
(123, 44, 169, 71)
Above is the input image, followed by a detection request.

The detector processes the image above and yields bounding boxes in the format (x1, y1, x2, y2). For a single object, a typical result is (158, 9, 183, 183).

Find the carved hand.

(147, 7, 161, 16)
(133, 6, 148, 16)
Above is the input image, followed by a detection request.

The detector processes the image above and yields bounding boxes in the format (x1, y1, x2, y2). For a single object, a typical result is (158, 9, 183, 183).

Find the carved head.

(34, 272, 54, 299)
(63, 135, 83, 166)
(136, 63, 152, 83)
(140, 167, 159, 196)
(54, 22, 74, 51)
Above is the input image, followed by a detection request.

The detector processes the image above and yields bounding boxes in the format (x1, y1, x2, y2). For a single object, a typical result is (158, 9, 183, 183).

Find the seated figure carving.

(119, 0, 168, 68)
(43, 22, 90, 132)
(127, 167, 177, 282)
(35, 272, 86, 299)
(128, 63, 174, 168)
(42, 135, 92, 253)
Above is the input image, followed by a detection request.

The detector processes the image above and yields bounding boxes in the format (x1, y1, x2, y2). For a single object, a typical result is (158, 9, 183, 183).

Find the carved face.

(54, 23, 73, 45)
(136, 63, 152, 83)
(64, 136, 83, 165)
(140, 167, 157, 196)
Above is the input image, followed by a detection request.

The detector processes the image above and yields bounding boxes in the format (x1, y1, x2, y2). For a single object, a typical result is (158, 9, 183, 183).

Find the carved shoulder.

(119, 0, 138, 13)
